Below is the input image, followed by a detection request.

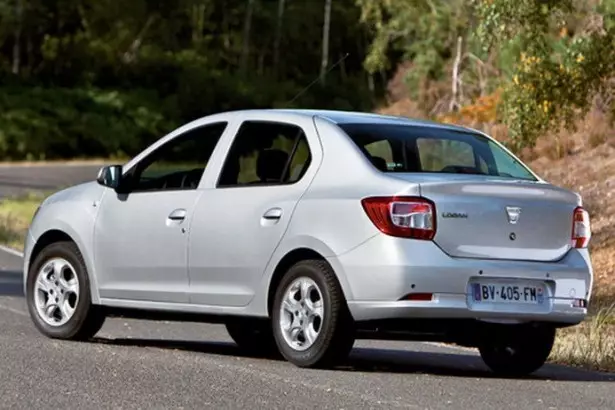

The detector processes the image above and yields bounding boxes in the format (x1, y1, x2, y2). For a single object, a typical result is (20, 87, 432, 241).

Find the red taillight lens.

(361, 196, 436, 240)
(571, 206, 591, 248)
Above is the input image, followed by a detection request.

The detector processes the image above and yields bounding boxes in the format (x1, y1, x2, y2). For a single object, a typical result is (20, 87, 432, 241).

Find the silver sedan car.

(23, 109, 593, 376)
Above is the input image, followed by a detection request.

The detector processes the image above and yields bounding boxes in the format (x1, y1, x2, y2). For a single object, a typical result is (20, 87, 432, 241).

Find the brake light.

(571, 206, 591, 248)
(361, 196, 436, 240)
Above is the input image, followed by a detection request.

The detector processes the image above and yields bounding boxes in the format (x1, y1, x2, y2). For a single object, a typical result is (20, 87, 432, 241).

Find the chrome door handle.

(168, 208, 187, 221)
(263, 207, 283, 220)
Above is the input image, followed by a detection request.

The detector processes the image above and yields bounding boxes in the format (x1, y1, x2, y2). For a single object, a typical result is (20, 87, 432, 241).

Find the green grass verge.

(550, 295, 615, 372)
(0, 193, 613, 372)
(0, 191, 49, 251)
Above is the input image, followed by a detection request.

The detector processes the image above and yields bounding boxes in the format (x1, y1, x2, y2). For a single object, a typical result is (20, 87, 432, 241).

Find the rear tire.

(225, 318, 279, 357)
(478, 324, 556, 377)
(26, 241, 106, 341)
(271, 259, 355, 368)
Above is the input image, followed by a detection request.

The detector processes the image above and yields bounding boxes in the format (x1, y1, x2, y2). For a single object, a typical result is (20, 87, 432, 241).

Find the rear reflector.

(571, 207, 591, 248)
(361, 196, 436, 240)
(400, 293, 434, 301)
(571, 299, 587, 308)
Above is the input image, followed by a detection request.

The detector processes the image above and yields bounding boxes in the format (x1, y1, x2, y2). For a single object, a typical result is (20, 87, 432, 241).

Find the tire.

(225, 318, 279, 357)
(478, 324, 556, 377)
(271, 259, 355, 368)
(26, 241, 106, 341)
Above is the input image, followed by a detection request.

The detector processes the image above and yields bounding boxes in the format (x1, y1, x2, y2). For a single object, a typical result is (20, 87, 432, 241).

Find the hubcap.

(279, 277, 324, 351)
(33, 258, 80, 327)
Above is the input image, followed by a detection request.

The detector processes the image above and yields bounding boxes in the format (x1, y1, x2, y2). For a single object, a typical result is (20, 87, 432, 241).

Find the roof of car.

(228, 109, 474, 133)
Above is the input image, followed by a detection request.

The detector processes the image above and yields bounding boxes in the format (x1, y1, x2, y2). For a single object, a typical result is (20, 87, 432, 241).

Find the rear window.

(339, 123, 537, 181)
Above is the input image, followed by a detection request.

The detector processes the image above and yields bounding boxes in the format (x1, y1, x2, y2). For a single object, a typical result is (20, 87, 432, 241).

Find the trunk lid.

(413, 175, 579, 262)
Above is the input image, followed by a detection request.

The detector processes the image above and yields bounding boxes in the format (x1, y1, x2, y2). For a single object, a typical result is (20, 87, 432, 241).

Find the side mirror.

(96, 165, 123, 190)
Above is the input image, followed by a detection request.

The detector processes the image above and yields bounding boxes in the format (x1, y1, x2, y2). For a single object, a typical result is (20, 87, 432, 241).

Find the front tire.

(478, 324, 556, 377)
(271, 259, 355, 368)
(26, 241, 106, 340)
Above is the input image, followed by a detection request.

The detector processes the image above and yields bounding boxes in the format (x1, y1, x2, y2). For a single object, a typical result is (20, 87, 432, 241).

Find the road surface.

(0, 164, 613, 409)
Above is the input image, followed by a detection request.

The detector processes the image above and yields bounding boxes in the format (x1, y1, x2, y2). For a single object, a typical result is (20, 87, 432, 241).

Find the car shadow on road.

(0, 270, 24, 297)
(89, 337, 615, 383)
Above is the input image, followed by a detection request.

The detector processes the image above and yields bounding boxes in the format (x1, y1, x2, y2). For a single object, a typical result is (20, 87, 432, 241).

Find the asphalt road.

(0, 162, 105, 198)
(1, 164, 614, 409)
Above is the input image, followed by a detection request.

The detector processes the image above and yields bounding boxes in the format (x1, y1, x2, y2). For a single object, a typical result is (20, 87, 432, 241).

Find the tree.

(273, 0, 286, 77)
(475, 0, 615, 151)
(356, 0, 477, 112)
(240, 0, 255, 75)
(320, 0, 332, 84)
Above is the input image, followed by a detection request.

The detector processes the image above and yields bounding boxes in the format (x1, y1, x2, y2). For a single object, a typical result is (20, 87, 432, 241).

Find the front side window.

(339, 123, 537, 181)
(217, 121, 312, 187)
(125, 122, 227, 192)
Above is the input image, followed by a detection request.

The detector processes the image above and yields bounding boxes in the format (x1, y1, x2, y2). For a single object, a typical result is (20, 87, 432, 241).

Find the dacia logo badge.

(506, 206, 521, 224)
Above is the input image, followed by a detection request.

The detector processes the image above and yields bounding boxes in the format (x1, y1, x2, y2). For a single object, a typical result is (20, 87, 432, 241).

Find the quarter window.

(217, 121, 312, 187)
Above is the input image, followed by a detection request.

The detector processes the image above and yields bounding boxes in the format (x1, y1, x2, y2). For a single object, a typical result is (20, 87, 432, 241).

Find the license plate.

(471, 282, 545, 304)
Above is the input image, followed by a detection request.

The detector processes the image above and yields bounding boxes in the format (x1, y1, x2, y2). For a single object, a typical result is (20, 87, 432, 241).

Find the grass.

(0, 192, 49, 251)
(0, 191, 614, 373)
(550, 295, 615, 372)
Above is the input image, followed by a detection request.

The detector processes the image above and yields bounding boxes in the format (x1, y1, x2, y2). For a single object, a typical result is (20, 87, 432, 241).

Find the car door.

(94, 121, 228, 304)
(187, 115, 321, 307)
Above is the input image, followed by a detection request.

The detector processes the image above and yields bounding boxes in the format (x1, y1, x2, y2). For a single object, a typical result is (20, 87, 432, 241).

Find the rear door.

(187, 115, 321, 307)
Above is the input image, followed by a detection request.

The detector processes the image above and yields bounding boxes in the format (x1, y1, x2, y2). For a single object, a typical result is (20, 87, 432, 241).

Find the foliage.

(438, 90, 501, 125)
(358, 0, 615, 152)
(0, 87, 176, 159)
(0, 0, 377, 160)
(474, 0, 615, 151)
(1, 0, 614, 159)
(357, 0, 480, 108)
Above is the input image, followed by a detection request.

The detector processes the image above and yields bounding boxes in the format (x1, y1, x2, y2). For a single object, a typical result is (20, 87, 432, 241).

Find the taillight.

(361, 196, 436, 240)
(571, 206, 591, 248)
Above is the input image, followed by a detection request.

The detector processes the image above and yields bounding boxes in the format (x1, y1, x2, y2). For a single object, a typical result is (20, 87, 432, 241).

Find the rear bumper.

(330, 235, 593, 325)
(347, 298, 587, 325)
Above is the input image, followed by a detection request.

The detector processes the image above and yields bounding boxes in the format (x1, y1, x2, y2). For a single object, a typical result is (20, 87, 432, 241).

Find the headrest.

(257, 149, 289, 182)
(370, 156, 388, 172)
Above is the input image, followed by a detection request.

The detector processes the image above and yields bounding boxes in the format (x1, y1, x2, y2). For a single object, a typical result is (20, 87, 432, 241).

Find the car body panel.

(22, 109, 593, 329)
(23, 181, 106, 303)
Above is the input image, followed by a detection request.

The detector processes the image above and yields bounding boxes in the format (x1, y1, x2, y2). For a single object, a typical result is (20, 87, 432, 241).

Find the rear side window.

(217, 121, 312, 187)
(339, 123, 536, 181)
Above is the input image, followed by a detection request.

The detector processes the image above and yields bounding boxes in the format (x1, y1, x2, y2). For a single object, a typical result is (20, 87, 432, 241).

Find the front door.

(188, 117, 320, 307)
(94, 122, 228, 303)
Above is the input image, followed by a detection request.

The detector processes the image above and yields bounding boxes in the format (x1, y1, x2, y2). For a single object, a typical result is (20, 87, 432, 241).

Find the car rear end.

(326, 121, 593, 327)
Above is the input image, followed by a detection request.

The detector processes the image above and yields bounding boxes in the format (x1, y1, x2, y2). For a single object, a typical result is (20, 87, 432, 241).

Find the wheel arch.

(26, 224, 100, 304)
(28, 230, 75, 269)
(266, 246, 352, 317)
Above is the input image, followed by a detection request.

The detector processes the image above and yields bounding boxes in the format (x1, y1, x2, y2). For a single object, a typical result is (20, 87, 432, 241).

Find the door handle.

(262, 207, 283, 220)
(168, 208, 187, 221)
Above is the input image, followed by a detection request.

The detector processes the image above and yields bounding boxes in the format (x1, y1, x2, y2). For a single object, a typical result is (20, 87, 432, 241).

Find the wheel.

(271, 259, 355, 368)
(26, 241, 106, 340)
(225, 318, 279, 357)
(478, 324, 556, 377)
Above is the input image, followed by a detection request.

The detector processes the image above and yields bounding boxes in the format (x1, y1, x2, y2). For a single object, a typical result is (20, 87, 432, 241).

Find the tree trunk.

(240, 0, 255, 75)
(320, 0, 332, 85)
(12, 0, 23, 75)
(449, 36, 463, 112)
(273, 0, 286, 78)
(122, 15, 156, 65)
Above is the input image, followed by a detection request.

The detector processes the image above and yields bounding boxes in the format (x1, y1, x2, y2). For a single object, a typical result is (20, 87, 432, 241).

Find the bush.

(0, 87, 178, 160)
